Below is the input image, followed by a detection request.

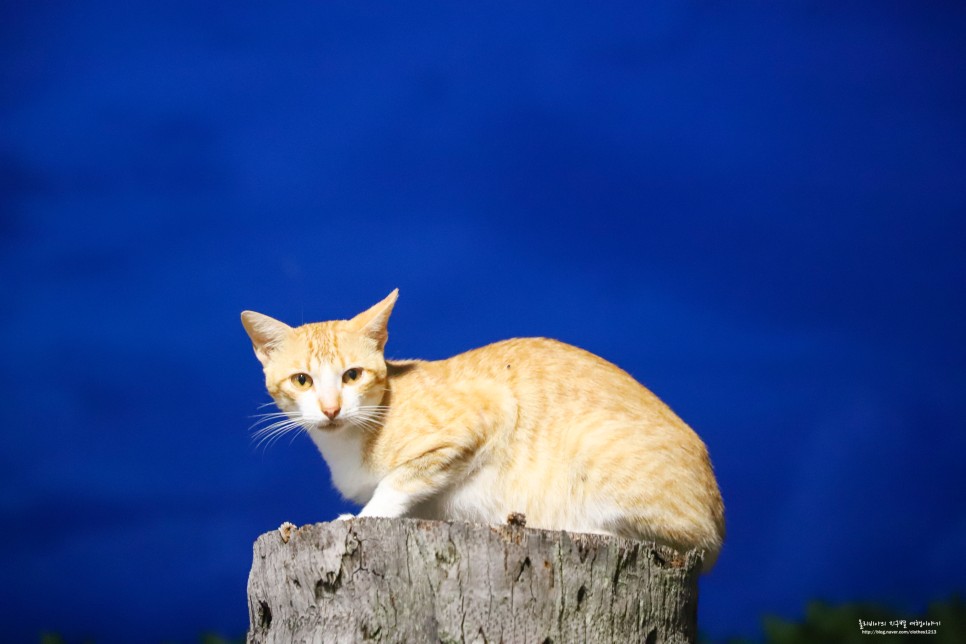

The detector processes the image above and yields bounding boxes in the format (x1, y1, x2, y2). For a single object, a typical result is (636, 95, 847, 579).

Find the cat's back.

(434, 337, 680, 427)
(438, 336, 636, 382)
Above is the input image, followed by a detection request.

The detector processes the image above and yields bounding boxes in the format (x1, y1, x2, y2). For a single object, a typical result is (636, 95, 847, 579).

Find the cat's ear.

(241, 311, 292, 366)
(349, 289, 398, 351)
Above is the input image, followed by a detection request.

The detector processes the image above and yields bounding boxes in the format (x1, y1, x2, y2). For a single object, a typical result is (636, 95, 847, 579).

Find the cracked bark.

(246, 517, 701, 644)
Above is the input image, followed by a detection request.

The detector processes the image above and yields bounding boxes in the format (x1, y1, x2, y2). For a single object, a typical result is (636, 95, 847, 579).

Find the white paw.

(336, 513, 355, 521)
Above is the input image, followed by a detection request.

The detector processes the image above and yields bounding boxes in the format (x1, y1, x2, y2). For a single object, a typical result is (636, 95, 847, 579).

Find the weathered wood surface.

(247, 517, 701, 644)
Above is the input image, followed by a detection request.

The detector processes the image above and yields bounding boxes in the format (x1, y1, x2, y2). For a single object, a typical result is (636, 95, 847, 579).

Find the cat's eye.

(342, 368, 362, 384)
(290, 373, 313, 390)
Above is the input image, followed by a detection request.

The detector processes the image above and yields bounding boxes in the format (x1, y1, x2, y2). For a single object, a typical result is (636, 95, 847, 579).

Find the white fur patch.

(358, 481, 414, 518)
(308, 427, 379, 505)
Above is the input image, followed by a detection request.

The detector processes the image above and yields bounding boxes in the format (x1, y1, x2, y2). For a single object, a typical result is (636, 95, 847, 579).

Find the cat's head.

(241, 289, 398, 432)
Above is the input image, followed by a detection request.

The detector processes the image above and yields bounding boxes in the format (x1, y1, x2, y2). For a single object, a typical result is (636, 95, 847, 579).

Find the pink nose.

(322, 407, 341, 420)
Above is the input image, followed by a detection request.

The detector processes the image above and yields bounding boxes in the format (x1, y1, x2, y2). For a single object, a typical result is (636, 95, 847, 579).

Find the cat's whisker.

(344, 409, 387, 432)
(252, 417, 308, 448)
(348, 418, 382, 433)
(353, 405, 388, 415)
(249, 411, 291, 419)
(252, 418, 304, 437)
(248, 414, 297, 430)
(253, 429, 292, 448)
(287, 427, 308, 446)
(348, 408, 382, 419)
(354, 412, 388, 424)
(253, 414, 304, 429)
(248, 414, 295, 429)
(265, 425, 302, 449)
(255, 426, 304, 451)
(355, 413, 386, 426)
(355, 405, 389, 415)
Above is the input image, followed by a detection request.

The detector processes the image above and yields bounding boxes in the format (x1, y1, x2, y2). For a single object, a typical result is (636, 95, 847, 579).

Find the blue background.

(2, 2, 965, 641)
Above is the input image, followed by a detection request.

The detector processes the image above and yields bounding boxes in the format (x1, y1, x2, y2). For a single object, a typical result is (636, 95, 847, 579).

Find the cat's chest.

(308, 429, 379, 504)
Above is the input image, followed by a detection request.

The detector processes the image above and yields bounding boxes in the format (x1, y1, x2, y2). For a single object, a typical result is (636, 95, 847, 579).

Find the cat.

(242, 290, 725, 571)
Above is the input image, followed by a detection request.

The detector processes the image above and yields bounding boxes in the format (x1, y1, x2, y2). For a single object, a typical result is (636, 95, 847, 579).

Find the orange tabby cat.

(242, 290, 725, 570)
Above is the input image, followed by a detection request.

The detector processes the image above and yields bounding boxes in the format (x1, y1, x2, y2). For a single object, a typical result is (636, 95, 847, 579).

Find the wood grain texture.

(247, 517, 701, 644)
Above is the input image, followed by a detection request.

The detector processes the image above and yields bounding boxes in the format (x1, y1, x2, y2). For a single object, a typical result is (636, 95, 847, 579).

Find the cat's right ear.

(241, 311, 292, 366)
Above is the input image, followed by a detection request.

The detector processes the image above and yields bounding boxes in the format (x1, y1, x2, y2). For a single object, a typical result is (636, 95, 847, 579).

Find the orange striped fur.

(242, 290, 725, 570)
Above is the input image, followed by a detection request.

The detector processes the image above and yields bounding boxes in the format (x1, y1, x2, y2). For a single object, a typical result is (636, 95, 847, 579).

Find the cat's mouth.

(313, 418, 345, 432)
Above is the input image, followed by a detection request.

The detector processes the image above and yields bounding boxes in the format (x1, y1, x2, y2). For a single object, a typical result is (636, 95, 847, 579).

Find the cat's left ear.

(349, 289, 398, 351)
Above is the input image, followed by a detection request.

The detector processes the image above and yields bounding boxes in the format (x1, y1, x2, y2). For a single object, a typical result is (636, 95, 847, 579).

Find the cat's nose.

(322, 406, 341, 420)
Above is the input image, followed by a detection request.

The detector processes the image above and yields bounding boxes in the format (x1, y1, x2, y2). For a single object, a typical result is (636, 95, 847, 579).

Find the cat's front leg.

(357, 380, 512, 520)
(357, 478, 419, 518)
(358, 440, 477, 518)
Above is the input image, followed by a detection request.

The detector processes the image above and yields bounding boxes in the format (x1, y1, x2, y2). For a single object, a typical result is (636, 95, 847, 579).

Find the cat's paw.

(336, 513, 355, 521)
(278, 521, 296, 543)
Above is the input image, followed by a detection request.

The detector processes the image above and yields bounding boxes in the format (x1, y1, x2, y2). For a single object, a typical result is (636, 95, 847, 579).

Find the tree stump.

(246, 517, 702, 643)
